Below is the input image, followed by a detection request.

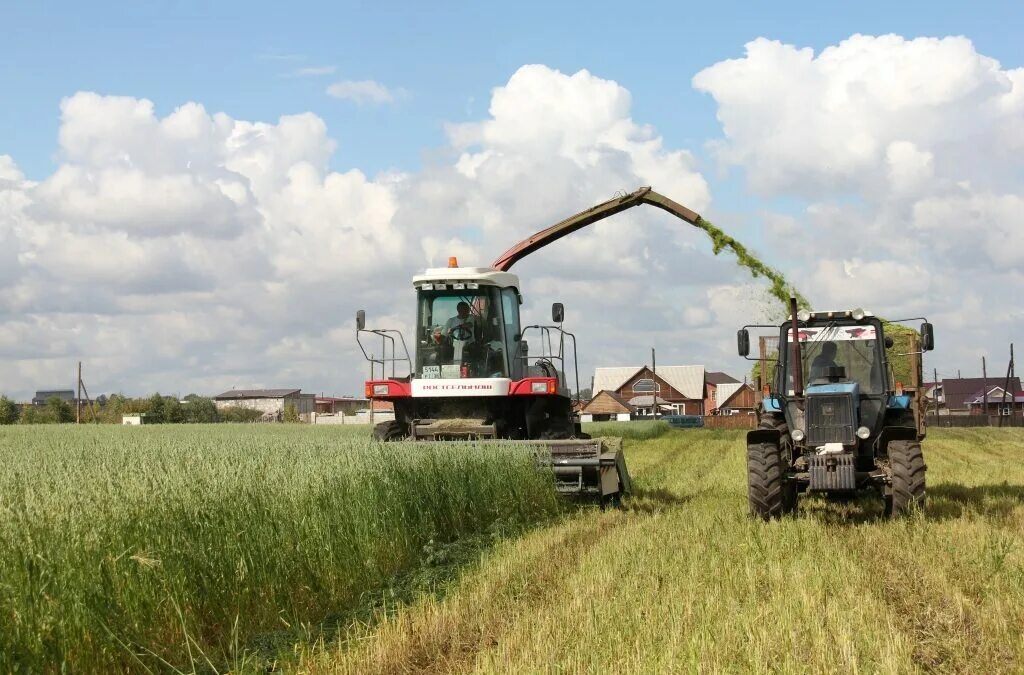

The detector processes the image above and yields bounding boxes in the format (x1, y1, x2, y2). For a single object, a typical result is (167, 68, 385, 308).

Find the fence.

(702, 415, 759, 430)
(930, 415, 1024, 428)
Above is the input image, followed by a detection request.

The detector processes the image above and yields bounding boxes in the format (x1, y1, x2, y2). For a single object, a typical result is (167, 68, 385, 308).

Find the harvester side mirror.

(884, 336, 894, 349)
(519, 340, 529, 357)
(737, 329, 750, 357)
(356, 310, 366, 331)
(921, 322, 935, 351)
(551, 302, 564, 323)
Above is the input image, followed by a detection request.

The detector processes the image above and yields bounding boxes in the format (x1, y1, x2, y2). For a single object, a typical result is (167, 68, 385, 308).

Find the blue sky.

(1, 1, 1022, 398)
(3, 0, 1021, 181)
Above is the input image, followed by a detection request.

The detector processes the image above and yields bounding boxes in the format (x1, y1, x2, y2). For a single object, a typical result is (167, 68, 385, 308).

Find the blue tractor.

(737, 300, 935, 519)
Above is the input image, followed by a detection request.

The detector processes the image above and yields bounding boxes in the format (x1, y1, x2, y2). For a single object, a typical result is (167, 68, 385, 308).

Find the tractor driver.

(810, 341, 840, 381)
(444, 301, 475, 341)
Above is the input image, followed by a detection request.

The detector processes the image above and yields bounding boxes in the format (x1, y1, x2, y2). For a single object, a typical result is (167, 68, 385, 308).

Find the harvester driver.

(445, 301, 475, 341)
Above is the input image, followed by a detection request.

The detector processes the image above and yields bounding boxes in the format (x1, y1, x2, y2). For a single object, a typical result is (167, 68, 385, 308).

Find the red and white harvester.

(357, 187, 707, 500)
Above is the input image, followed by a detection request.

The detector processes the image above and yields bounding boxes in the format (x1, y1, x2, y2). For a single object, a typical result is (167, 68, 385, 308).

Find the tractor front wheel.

(747, 439, 795, 520)
(887, 440, 926, 517)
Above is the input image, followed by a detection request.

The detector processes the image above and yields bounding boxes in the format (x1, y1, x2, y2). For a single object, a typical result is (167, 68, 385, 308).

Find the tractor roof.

(413, 266, 520, 289)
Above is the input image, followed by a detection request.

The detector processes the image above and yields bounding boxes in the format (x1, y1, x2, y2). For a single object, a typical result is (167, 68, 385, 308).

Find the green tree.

(47, 396, 74, 423)
(183, 397, 218, 423)
(283, 403, 300, 423)
(164, 398, 185, 424)
(147, 393, 166, 424)
(0, 396, 19, 425)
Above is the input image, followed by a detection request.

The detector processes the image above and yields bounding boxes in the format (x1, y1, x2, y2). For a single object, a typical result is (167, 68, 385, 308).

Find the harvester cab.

(357, 258, 585, 441)
(738, 300, 935, 518)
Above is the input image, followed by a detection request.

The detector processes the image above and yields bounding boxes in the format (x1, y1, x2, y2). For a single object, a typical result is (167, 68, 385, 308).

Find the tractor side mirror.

(356, 310, 366, 331)
(921, 322, 935, 351)
(737, 329, 750, 357)
(552, 302, 564, 323)
(884, 336, 894, 349)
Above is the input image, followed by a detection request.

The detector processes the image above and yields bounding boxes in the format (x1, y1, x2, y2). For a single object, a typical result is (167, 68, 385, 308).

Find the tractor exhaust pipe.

(790, 296, 804, 399)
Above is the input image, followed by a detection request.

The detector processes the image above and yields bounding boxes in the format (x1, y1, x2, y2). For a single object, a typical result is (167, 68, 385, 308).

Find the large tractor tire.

(373, 420, 407, 442)
(887, 440, 926, 517)
(748, 415, 796, 520)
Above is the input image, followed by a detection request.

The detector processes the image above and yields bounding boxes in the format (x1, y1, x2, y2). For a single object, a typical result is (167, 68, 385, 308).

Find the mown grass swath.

(0, 424, 561, 672)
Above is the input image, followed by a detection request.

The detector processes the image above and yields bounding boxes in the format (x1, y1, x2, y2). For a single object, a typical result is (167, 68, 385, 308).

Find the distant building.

(705, 372, 741, 414)
(315, 396, 370, 415)
(965, 386, 1024, 416)
(939, 377, 1022, 415)
(715, 383, 757, 415)
(580, 391, 634, 422)
(32, 390, 76, 406)
(212, 389, 316, 420)
(122, 414, 149, 426)
(592, 365, 736, 416)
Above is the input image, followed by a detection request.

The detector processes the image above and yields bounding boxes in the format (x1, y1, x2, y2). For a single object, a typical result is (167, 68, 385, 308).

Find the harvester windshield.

(415, 286, 519, 379)
(782, 323, 887, 395)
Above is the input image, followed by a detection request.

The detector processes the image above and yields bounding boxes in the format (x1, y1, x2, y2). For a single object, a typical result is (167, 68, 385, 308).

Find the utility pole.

(933, 367, 940, 425)
(77, 361, 82, 424)
(651, 347, 658, 420)
(1003, 346, 1019, 430)
(1000, 343, 1015, 428)
(983, 356, 988, 425)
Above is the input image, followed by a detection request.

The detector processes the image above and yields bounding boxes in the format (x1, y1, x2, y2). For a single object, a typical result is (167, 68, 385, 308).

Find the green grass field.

(3, 424, 1024, 673)
(302, 426, 1024, 674)
(0, 425, 559, 672)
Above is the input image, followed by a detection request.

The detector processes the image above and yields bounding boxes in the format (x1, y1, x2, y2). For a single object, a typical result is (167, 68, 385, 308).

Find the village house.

(591, 366, 707, 416)
(704, 371, 740, 414)
(965, 385, 1024, 416)
(938, 377, 1022, 416)
(579, 391, 634, 422)
(714, 382, 757, 415)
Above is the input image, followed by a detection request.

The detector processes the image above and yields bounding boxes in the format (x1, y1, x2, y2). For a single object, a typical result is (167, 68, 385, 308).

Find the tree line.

(0, 394, 278, 425)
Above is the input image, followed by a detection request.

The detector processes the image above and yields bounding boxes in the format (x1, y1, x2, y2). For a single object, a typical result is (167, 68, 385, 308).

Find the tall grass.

(583, 419, 672, 440)
(0, 424, 561, 672)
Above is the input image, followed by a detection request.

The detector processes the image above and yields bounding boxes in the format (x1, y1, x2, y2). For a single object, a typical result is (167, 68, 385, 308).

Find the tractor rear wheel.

(887, 440, 926, 517)
(747, 439, 795, 520)
(373, 420, 407, 442)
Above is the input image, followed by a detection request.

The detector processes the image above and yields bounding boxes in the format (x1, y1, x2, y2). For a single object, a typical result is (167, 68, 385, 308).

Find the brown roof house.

(704, 371, 740, 414)
(939, 377, 1022, 415)
(580, 391, 635, 422)
(592, 365, 706, 416)
(714, 382, 757, 415)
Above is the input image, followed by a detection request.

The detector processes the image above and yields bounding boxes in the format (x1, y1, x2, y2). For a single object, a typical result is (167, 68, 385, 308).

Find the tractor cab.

(779, 313, 892, 446)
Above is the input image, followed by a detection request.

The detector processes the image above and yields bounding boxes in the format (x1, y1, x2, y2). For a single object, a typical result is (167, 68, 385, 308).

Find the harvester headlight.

(531, 381, 549, 394)
(791, 429, 805, 442)
(372, 384, 390, 396)
(856, 426, 871, 439)
(852, 308, 866, 321)
(797, 309, 811, 322)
